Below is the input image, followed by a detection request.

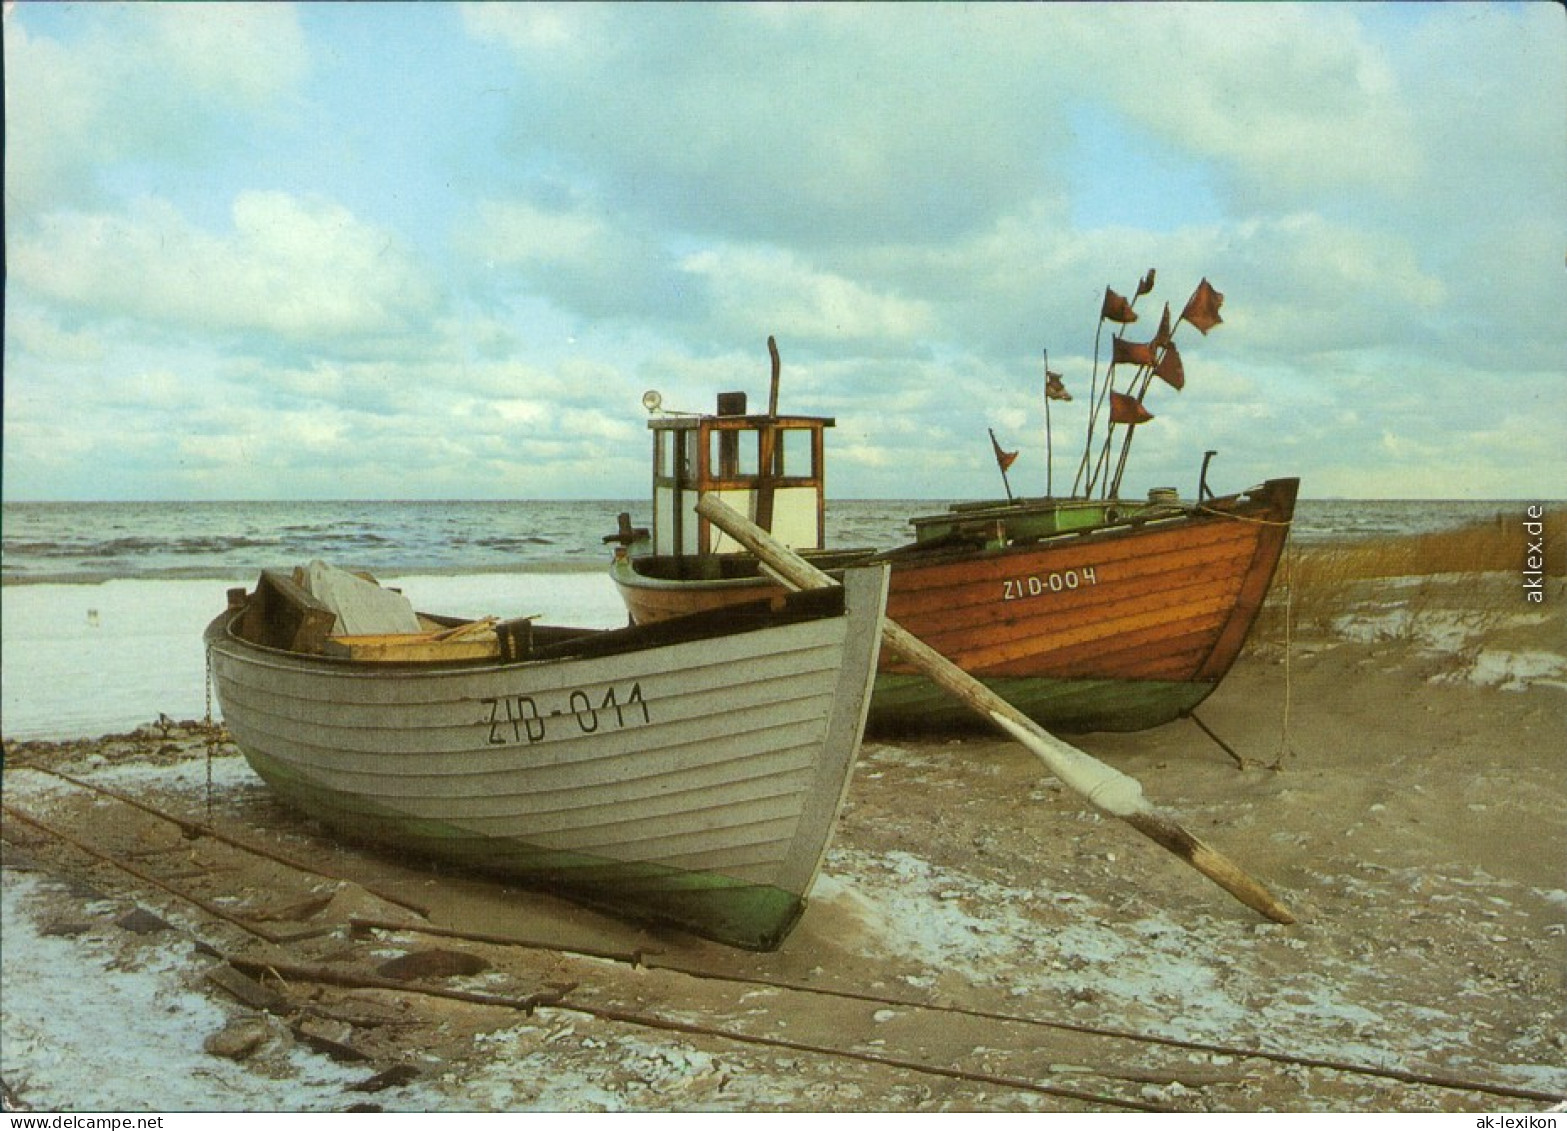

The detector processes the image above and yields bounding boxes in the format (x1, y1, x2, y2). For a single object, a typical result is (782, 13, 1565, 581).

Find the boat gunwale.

(205, 582, 853, 678)
(615, 478, 1298, 589)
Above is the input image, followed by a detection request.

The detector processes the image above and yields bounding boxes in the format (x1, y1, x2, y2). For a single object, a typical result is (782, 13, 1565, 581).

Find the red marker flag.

(1109, 391, 1153, 426)
(1136, 268, 1157, 297)
(1112, 336, 1157, 368)
(1101, 287, 1138, 324)
(1153, 303, 1173, 348)
(990, 430, 1019, 472)
(1045, 370, 1072, 402)
(1154, 342, 1185, 390)
(1181, 278, 1224, 335)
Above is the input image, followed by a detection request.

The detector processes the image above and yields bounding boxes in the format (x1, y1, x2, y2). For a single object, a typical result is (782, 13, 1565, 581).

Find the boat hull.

(207, 568, 888, 950)
(612, 479, 1297, 733)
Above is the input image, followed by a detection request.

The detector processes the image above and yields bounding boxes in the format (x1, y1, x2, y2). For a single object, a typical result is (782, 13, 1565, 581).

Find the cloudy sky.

(4, 2, 1563, 502)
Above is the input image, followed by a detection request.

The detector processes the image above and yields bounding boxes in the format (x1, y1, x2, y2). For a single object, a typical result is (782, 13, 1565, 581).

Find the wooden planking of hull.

(611, 479, 1297, 733)
(206, 565, 889, 950)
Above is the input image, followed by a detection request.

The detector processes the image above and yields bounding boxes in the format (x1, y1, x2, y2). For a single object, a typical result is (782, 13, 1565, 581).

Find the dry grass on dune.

(1249, 511, 1564, 645)
(1288, 512, 1564, 585)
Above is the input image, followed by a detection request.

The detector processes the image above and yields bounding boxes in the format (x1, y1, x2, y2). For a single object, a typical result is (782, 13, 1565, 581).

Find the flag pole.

(989, 428, 1017, 503)
(1089, 350, 1149, 498)
(1107, 279, 1220, 499)
(1107, 359, 1163, 499)
(1108, 332, 1171, 500)
(1076, 272, 1153, 498)
(1043, 349, 1054, 498)
(1088, 393, 1118, 498)
(1070, 320, 1106, 497)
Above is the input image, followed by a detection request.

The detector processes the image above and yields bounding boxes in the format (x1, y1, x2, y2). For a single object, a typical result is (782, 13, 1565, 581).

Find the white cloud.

(458, 196, 699, 324)
(459, 2, 604, 62)
(1204, 214, 1448, 359)
(1, 22, 99, 209)
(3, 2, 1563, 501)
(11, 193, 439, 344)
(5, 309, 107, 366)
(681, 246, 935, 345)
(1097, 5, 1421, 207)
(2, 3, 308, 214)
(1395, 5, 1566, 215)
(463, 4, 1081, 246)
(475, 199, 612, 267)
(458, 4, 1439, 249)
(140, 3, 309, 105)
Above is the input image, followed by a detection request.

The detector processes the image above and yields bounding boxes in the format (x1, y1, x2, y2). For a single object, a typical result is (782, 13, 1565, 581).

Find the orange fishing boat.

(609, 275, 1298, 733)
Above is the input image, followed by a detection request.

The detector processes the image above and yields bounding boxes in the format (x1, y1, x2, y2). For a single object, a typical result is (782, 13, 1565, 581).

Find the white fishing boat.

(205, 561, 888, 950)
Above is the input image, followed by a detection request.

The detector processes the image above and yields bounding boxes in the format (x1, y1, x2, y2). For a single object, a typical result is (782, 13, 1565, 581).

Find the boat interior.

(224, 564, 850, 666)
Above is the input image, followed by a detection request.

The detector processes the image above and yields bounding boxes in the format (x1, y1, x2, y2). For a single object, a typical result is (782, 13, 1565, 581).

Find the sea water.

(0, 496, 1532, 740)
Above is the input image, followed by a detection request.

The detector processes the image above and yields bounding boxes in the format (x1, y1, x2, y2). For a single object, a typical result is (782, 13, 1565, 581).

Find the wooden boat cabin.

(647, 391, 834, 564)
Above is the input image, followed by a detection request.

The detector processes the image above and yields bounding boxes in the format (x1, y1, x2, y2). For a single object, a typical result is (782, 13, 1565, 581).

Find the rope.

(1194, 505, 1295, 528)
(1187, 502, 1295, 766)
(1271, 546, 1295, 769)
(1187, 710, 1245, 769)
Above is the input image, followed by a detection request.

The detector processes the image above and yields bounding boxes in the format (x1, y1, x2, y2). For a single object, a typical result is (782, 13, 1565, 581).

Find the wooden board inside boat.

(321, 630, 501, 663)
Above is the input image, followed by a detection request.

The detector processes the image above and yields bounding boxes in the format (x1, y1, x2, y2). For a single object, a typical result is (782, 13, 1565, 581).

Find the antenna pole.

(767, 336, 781, 417)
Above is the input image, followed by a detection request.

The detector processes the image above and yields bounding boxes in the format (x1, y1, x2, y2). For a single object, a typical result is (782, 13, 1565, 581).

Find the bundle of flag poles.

(988, 269, 1225, 502)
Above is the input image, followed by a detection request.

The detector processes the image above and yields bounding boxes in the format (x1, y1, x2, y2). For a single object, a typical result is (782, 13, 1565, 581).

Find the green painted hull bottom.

(239, 748, 805, 951)
(868, 673, 1215, 735)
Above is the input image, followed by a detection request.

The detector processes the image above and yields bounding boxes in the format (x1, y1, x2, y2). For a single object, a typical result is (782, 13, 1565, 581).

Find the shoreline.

(3, 570, 1564, 1112)
(5, 519, 1561, 742)
(0, 558, 619, 588)
(0, 573, 633, 742)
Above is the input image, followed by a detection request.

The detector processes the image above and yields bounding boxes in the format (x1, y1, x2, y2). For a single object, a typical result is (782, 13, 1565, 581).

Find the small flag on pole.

(1181, 278, 1224, 335)
(1136, 268, 1157, 297)
(989, 429, 1019, 472)
(1153, 303, 1173, 348)
(1100, 287, 1138, 324)
(1154, 342, 1185, 390)
(1045, 370, 1072, 401)
(1112, 336, 1157, 368)
(1109, 391, 1154, 426)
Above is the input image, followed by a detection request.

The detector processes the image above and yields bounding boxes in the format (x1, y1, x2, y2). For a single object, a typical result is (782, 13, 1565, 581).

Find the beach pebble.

(38, 918, 95, 938)
(203, 1016, 276, 1061)
(376, 949, 490, 980)
(113, 907, 172, 935)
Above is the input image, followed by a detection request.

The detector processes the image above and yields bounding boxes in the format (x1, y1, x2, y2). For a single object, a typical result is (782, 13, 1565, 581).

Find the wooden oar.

(695, 494, 1295, 925)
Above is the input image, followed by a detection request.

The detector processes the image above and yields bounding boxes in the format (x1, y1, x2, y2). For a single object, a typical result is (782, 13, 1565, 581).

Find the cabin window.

(710, 428, 760, 480)
(780, 428, 814, 479)
(657, 430, 696, 484)
(702, 426, 820, 484)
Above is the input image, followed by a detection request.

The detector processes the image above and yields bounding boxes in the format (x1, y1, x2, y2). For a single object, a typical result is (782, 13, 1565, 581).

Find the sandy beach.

(3, 567, 1564, 1113)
